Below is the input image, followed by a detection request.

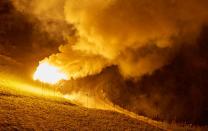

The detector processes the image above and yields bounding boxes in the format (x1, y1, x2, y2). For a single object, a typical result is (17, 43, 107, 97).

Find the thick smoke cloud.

(12, 0, 208, 79)
(0, 1, 74, 76)
(10, 0, 208, 124)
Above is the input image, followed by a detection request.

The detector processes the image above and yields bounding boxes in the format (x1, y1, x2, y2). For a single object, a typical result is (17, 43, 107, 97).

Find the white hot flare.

(33, 62, 67, 84)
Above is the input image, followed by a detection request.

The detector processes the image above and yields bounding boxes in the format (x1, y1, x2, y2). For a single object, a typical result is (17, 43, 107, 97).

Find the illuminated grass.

(0, 73, 207, 130)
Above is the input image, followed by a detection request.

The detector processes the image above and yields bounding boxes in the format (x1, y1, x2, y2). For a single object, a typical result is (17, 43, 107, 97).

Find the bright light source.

(33, 62, 67, 84)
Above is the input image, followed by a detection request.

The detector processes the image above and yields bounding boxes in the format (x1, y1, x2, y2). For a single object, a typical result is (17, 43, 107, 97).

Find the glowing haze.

(33, 62, 67, 84)
(6, 0, 208, 124)
(12, 0, 208, 80)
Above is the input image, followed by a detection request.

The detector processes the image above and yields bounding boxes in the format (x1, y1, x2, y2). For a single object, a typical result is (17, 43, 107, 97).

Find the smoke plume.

(12, 0, 208, 79)
(11, 0, 208, 124)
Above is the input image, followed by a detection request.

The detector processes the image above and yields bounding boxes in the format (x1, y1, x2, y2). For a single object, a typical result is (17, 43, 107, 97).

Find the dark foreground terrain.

(0, 86, 162, 131)
(0, 72, 207, 131)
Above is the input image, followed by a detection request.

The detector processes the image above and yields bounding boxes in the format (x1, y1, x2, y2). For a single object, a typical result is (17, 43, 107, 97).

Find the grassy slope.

(0, 71, 207, 131)
(0, 86, 161, 131)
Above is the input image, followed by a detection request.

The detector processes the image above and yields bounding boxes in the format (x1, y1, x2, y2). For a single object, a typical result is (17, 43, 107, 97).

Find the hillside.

(1, 71, 208, 130)
(0, 86, 161, 131)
